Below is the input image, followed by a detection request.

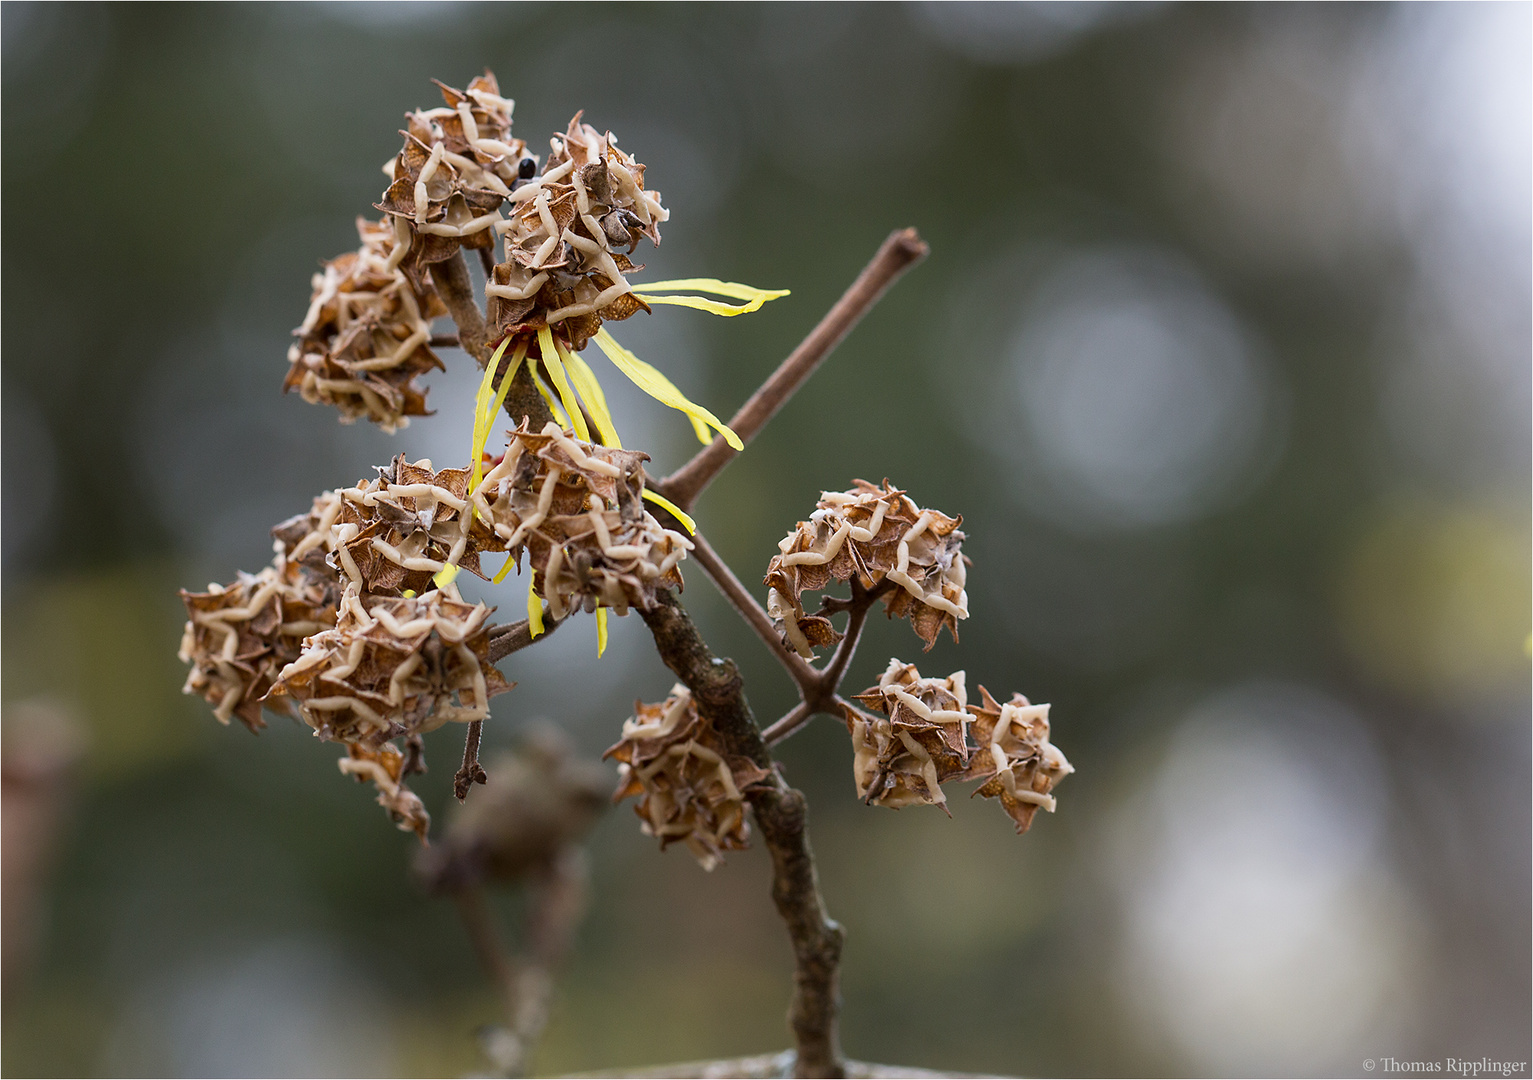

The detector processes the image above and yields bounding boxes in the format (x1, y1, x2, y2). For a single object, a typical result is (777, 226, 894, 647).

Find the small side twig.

(687, 529, 818, 691)
(429, 332, 461, 348)
(656, 228, 928, 511)
(486, 612, 564, 663)
(454, 719, 489, 802)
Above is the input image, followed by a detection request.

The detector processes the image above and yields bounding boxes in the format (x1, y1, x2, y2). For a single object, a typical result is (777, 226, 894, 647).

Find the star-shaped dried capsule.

(488, 114, 665, 350)
(474, 421, 691, 619)
(284, 216, 447, 432)
(338, 740, 431, 842)
(178, 550, 341, 734)
(605, 685, 771, 870)
(376, 73, 525, 285)
(765, 480, 969, 658)
(842, 659, 974, 811)
(329, 455, 507, 595)
(268, 582, 511, 744)
(961, 686, 1073, 833)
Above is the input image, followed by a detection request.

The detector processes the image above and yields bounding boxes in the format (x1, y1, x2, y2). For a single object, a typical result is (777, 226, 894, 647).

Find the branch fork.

(448, 229, 927, 1079)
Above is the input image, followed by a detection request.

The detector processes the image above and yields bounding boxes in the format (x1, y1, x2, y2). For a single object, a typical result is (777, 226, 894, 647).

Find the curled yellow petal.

(433, 563, 462, 589)
(533, 370, 571, 428)
(556, 339, 621, 448)
(527, 576, 545, 638)
(596, 607, 608, 657)
(537, 326, 591, 442)
(492, 552, 517, 584)
(633, 278, 791, 302)
(470, 337, 512, 492)
(641, 488, 696, 534)
(592, 328, 743, 451)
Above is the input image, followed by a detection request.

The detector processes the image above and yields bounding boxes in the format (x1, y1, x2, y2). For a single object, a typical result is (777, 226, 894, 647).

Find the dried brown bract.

(487, 114, 665, 350)
(605, 685, 771, 870)
(765, 480, 969, 657)
(476, 421, 691, 617)
(843, 659, 973, 811)
(328, 455, 507, 595)
(178, 553, 340, 734)
(284, 216, 447, 432)
(377, 72, 526, 283)
(961, 686, 1073, 833)
(269, 583, 511, 744)
(339, 740, 431, 841)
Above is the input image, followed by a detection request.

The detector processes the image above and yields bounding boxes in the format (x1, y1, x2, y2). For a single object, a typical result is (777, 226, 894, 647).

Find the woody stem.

(434, 249, 552, 429)
(640, 592, 845, 1079)
(654, 228, 928, 512)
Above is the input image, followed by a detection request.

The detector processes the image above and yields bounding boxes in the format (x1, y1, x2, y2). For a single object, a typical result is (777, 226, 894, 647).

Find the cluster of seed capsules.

(604, 481, 1070, 868)
(179, 429, 692, 839)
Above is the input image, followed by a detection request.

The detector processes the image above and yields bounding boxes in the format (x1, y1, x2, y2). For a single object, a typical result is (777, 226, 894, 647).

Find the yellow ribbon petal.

(556, 339, 621, 448)
(469, 337, 512, 492)
(492, 552, 517, 584)
(641, 488, 696, 534)
(596, 607, 608, 657)
(632, 278, 789, 317)
(532, 368, 570, 428)
(433, 563, 462, 589)
(527, 576, 545, 638)
(633, 278, 792, 301)
(592, 328, 743, 450)
(536, 326, 590, 442)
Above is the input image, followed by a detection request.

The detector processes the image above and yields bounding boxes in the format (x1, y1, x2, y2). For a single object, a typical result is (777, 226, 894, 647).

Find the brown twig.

(486, 612, 564, 663)
(401, 734, 428, 779)
(640, 592, 844, 1079)
(433, 250, 552, 429)
(429, 332, 461, 348)
(655, 229, 928, 511)
(687, 529, 818, 691)
(454, 719, 489, 802)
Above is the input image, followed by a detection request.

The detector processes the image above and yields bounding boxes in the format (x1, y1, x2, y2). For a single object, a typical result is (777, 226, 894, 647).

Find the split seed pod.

(843, 659, 973, 811)
(488, 114, 665, 350)
(475, 421, 691, 618)
(269, 582, 511, 744)
(765, 480, 969, 658)
(339, 740, 431, 841)
(961, 686, 1073, 833)
(605, 685, 771, 870)
(285, 216, 447, 432)
(328, 455, 507, 595)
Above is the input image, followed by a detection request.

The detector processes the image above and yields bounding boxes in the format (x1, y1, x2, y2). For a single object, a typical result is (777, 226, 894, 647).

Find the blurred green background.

(3, 3, 1529, 1076)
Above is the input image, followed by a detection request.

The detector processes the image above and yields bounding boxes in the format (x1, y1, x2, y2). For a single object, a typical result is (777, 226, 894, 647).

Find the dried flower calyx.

(339, 740, 431, 841)
(843, 659, 1072, 830)
(961, 686, 1073, 834)
(843, 659, 973, 811)
(377, 72, 527, 283)
(179, 537, 342, 733)
(285, 216, 447, 432)
(765, 480, 969, 657)
(269, 582, 511, 745)
(476, 421, 692, 618)
(327, 455, 506, 595)
(605, 685, 771, 870)
(488, 114, 666, 350)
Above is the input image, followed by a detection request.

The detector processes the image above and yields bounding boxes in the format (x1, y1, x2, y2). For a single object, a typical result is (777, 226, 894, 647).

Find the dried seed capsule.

(327, 456, 507, 595)
(961, 686, 1073, 833)
(284, 216, 447, 432)
(268, 582, 512, 744)
(178, 551, 340, 734)
(605, 685, 771, 870)
(475, 421, 692, 618)
(843, 659, 974, 811)
(765, 480, 969, 657)
(339, 740, 430, 842)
